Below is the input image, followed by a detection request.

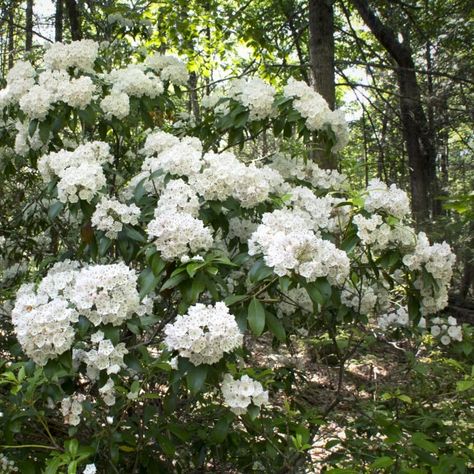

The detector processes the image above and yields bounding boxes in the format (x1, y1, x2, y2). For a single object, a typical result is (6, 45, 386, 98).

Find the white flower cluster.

(429, 316, 462, 345)
(74, 330, 128, 381)
(402, 232, 455, 315)
(268, 153, 347, 191)
(277, 287, 313, 317)
(228, 217, 258, 243)
(0, 60, 35, 109)
(100, 90, 130, 119)
(43, 39, 99, 72)
(141, 133, 202, 177)
(377, 306, 409, 330)
(145, 54, 189, 85)
(341, 284, 378, 315)
(12, 260, 80, 366)
(353, 214, 416, 250)
(38, 141, 112, 203)
(13, 120, 45, 156)
(164, 302, 243, 365)
(189, 151, 283, 208)
(83, 464, 97, 474)
(147, 209, 213, 261)
(288, 186, 333, 230)
(71, 263, 141, 326)
(108, 12, 134, 28)
(221, 374, 269, 415)
(155, 179, 200, 216)
(248, 209, 350, 285)
(12, 261, 140, 365)
(364, 179, 411, 219)
(99, 377, 116, 406)
(283, 78, 349, 152)
(228, 77, 276, 120)
(61, 393, 85, 426)
(91, 196, 140, 239)
(108, 64, 164, 98)
(4, 45, 98, 120)
(0, 453, 19, 473)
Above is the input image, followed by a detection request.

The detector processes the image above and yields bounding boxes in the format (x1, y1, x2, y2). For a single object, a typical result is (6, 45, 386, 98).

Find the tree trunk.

(188, 71, 200, 121)
(308, 0, 337, 169)
(65, 0, 81, 40)
(350, 0, 436, 226)
(55, 0, 64, 42)
(308, 0, 335, 109)
(8, 7, 14, 69)
(25, 0, 34, 51)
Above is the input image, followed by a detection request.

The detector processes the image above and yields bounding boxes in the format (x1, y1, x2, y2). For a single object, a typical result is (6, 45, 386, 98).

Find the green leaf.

(266, 311, 286, 342)
(138, 267, 160, 299)
(248, 259, 273, 283)
(150, 253, 166, 276)
(39, 121, 50, 144)
(186, 364, 208, 395)
(161, 272, 187, 291)
(48, 201, 64, 220)
(247, 405, 260, 420)
(370, 456, 394, 469)
(411, 432, 438, 453)
(248, 298, 266, 336)
(456, 379, 474, 392)
(224, 294, 248, 306)
(210, 416, 232, 443)
(98, 236, 112, 257)
(186, 261, 207, 277)
(123, 225, 147, 243)
(28, 119, 38, 137)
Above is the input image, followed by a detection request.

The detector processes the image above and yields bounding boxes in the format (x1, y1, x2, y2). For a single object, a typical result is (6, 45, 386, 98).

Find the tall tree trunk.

(308, 0, 337, 169)
(25, 0, 33, 51)
(8, 7, 14, 69)
(308, 0, 335, 109)
(55, 0, 64, 42)
(350, 0, 436, 226)
(65, 0, 81, 40)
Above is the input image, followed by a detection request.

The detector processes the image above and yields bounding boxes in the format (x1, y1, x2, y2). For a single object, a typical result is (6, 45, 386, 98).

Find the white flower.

(147, 211, 213, 261)
(108, 64, 163, 98)
(164, 302, 243, 365)
(364, 179, 410, 219)
(100, 90, 130, 119)
(71, 262, 140, 326)
(83, 464, 97, 474)
(91, 196, 141, 239)
(228, 77, 276, 120)
(44, 40, 99, 73)
(221, 374, 269, 415)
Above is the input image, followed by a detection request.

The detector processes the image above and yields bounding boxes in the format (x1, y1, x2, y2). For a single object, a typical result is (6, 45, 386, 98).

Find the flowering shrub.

(0, 40, 472, 473)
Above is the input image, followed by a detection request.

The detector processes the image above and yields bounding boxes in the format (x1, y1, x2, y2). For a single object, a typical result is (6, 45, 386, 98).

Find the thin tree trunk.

(188, 71, 200, 121)
(350, 0, 436, 226)
(8, 7, 14, 68)
(55, 0, 64, 42)
(308, 0, 337, 169)
(25, 0, 34, 51)
(65, 0, 81, 40)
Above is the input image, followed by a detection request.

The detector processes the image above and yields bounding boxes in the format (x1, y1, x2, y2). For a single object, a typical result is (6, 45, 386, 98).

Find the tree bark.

(8, 7, 14, 68)
(350, 0, 436, 225)
(308, 0, 337, 169)
(25, 0, 33, 51)
(65, 0, 81, 40)
(55, 0, 63, 42)
(308, 0, 335, 109)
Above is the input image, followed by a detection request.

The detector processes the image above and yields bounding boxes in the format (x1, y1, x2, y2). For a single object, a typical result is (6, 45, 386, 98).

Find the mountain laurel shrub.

(0, 40, 472, 473)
